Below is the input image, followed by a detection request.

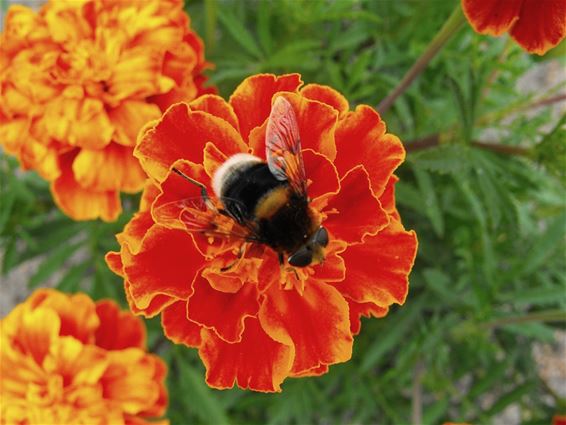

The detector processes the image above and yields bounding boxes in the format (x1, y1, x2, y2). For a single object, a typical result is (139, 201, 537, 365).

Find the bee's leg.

(278, 252, 285, 266)
(172, 167, 214, 210)
(220, 245, 245, 272)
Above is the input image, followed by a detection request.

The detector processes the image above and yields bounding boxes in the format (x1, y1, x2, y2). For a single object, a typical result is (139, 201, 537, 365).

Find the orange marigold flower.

(0, 0, 213, 221)
(106, 73, 418, 392)
(462, 0, 566, 55)
(0, 289, 168, 425)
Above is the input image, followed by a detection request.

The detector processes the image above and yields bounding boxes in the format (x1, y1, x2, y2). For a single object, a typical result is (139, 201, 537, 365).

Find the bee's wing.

(265, 96, 307, 196)
(152, 197, 257, 242)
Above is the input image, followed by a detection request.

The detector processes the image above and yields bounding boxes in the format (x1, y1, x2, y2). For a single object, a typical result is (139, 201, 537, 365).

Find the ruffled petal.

(230, 73, 303, 141)
(135, 103, 247, 182)
(331, 220, 417, 307)
(161, 300, 202, 348)
(101, 349, 163, 415)
(187, 275, 260, 343)
(347, 299, 388, 336)
(105, 251, 124, 277)
(72, 143, 147, 193)
(300, 83, 349, 117)
(41, 97, 114, 150)
(94, 300, 146, 350)
(303, 149, 340, 200)
(51, 153, 121, 221)
(121, 225, 202, 310)
(29, 289, 99, 345)
(510, 0, 566, 55)
(290, 364, 329, 378)
(312, 240, 347, 283)
(124, 281, 176, 318)
(199, 317, 293, 392)
(116, 211, 155, 255)
(323, 165, 389, 244)
(190, 94, 240, 131)
(109, 47, 174, 101)
(379, 175, 401, 221)
(259, 281, 352, 374)
(335, 105, 405, 197)
(462, 0, 522, 36)
(108, 101, 162, 147)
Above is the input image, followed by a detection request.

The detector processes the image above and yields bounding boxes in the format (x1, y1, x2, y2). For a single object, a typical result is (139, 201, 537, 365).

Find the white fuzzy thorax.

(212, 153, 262, 198)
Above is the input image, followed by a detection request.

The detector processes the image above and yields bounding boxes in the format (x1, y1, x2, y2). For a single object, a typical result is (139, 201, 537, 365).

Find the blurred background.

(1, 0, 565, 424)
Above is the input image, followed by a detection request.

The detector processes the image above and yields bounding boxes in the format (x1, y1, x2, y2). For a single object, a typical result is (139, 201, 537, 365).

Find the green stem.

(483, 310, 566, 328)
(377, 6, 466, 114)
(204, 0, 217, 54)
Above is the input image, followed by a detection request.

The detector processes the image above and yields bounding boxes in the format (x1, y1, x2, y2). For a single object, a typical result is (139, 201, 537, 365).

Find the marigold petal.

(95, 300, 146, 350)
(124, 281, 176, 318)
(259, 281, 352, 374)
(135, 103, 247, 182)
(289, 364, 329, 378)
(312, 240, 347, 283)
(323, 165, 389, 244)
(380, 175, 401, 221)
(29, 289, 100, 345)
(510, 0, 566, 55)
(332, 220, 417, 307)
(106, 251, 124, 277)
(161, 300, 202, 348)
(199, 317, 293, 392)
(108, 101, 162, 147)
(102, 349, 163, 415)
(347, 299, 389, 335)
(116, 211, 155, 255)
(188, 275, 260, 343)
(41, 97, 114, 150)
(122, 225, 201, 310)
(302, 149, 340, 200)
(19, 306, 61, 365)
(72, 143, 147, 193)
(462, 0, 522, 36)
(190, 94, 240, 131)
(110, 47, 174, 101)
(335, 105, 405, 197)
(230, 73, 303, 141)
(301, 83, 349, 117)
(51, 154, 121, 222)
(140, 181, 161, 212)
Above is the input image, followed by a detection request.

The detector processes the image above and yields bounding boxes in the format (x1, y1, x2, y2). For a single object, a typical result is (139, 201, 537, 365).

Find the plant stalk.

(377, 6, 466, 115)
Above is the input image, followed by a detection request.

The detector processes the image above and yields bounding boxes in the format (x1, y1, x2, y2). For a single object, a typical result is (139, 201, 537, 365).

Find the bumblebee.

(165, 96, 329, 268)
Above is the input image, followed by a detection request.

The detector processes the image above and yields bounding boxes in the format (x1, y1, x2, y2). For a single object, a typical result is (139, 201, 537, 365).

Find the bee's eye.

(313, 227, 329, 247)
(288, 247, 312, 267)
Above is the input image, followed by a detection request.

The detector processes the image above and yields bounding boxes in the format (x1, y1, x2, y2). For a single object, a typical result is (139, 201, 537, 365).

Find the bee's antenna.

(172, 167, 212, 208)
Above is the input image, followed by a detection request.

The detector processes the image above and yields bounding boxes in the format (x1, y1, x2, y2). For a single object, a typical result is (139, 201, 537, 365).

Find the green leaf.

(217, 8, 262, 59)
(175, 349, 231, 425)
(361, 296, 427, 372)
(484, 381, 535, 417)
(29, 240, 84, 288)
(57, 262, 90, 292)
(513, 212, 566, 278)
(414, 167, 444, 236)
(498, 286, 566, 306)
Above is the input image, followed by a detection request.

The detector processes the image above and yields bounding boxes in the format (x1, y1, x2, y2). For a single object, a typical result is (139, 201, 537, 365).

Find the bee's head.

(288, 227, 329, 268)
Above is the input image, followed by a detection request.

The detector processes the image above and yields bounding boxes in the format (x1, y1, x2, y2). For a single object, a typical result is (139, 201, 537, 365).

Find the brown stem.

(411, 360, 424, 425)
(377, 7, 466, 115)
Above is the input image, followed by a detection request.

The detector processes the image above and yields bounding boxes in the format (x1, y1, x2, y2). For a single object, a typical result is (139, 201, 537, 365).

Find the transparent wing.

(265, 96, 307, 196)
(152, 197, 258, 242)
